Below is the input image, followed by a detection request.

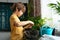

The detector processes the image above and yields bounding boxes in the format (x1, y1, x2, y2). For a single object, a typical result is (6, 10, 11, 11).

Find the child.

(10, 2, 34, 40)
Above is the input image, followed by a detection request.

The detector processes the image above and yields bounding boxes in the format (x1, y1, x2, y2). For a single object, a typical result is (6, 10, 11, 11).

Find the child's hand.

(24, 23, 34, 29)
(28, 21, 34, 25)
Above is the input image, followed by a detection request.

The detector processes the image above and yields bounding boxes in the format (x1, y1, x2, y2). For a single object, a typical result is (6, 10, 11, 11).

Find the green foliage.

(48, 1, 60, 15)
(27, 16, 46, 30)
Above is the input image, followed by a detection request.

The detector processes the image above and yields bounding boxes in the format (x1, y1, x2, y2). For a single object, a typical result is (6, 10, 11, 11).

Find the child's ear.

(16, 7, 19, 12)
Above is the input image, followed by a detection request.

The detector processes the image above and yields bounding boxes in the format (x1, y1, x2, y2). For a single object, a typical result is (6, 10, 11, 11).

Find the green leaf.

(57, 1, 60, 6)
(48, 3, 56, 8)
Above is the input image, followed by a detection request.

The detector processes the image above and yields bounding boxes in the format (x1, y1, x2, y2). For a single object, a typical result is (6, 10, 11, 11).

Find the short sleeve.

(11, 15, 21, 27)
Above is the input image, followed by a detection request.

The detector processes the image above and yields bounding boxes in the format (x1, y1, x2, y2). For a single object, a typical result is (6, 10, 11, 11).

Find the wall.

(0, 0, 7, 2)
(8, 0, 28, 3)
(0, 0, 28, 3)
(41, 0, 60, 28)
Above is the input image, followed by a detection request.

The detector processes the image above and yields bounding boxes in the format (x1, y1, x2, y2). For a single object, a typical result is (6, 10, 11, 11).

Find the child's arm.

(12, 16, 34, 27)
(14, 21, 34, 27)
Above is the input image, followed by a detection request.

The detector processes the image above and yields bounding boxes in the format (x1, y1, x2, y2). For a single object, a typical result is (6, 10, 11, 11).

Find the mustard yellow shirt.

(10, 14, 24, 40)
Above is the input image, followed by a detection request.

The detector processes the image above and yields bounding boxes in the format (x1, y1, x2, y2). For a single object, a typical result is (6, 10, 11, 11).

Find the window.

(0, 2, 28, 31)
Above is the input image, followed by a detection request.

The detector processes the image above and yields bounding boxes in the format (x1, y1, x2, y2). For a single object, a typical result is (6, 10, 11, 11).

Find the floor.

(0, 32, 10, 40)
(0, 29, 60, 40)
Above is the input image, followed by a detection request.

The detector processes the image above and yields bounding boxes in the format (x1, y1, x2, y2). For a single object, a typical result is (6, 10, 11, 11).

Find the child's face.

(17, 10, 23, 17)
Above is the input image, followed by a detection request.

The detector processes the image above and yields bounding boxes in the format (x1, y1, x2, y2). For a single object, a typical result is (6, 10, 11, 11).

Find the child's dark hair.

(11, 2, 26, 13)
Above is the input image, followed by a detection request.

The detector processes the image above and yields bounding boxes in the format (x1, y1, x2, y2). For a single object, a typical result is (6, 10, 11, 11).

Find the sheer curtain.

(41, 0, 60, 30)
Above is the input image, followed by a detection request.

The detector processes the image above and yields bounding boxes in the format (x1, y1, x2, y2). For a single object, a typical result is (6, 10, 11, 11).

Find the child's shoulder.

(10, 15, 15, 20)
(10, 14, 17, 18)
